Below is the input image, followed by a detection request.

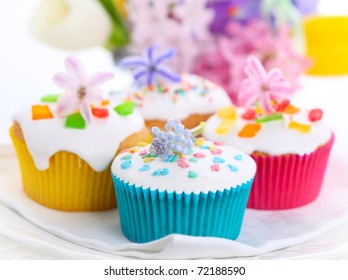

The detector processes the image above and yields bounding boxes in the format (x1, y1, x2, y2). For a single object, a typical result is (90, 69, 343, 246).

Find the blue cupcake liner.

(112, 174, 253, 243)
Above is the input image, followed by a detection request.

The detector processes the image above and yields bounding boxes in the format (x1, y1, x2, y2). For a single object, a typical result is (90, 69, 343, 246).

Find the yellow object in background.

(304, 16, 348, 75)
(113, 0, 127, 19)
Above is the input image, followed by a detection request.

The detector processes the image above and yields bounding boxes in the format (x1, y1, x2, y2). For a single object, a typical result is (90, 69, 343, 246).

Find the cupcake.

(10, 56, 151, 211)
(204, 56, 334, 210)
(118, 45, 232, 129)
(111, 120, 256, 243)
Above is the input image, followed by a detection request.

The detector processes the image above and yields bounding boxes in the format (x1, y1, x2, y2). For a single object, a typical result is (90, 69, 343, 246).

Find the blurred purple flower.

(292, 0, 318, 15)
(119, 45, 181, 86)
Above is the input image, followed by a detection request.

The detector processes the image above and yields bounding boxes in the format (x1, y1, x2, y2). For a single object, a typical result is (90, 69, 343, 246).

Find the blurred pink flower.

(54, 56, 113, 123)
(126, 0, 213, 71)
(239, 56, 292, 113)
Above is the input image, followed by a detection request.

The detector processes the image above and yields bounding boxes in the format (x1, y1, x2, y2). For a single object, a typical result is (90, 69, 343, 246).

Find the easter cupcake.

(111, 120, 256, 243)
(118, 45, 232, 129)
(10, 56, 151, 211)
(204, 56, 334, 210)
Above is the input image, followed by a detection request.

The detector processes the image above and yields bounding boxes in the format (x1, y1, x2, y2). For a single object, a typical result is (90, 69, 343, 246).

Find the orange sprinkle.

(101, 99, 110, 106)
(128, 147, 140, 154)
(284, 104, 300, 115)
(288, 121, 311, 133)
(238, 123, 262, 138)
(32, 105, 54, 120)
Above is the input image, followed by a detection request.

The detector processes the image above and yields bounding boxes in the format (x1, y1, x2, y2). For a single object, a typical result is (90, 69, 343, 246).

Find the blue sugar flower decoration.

(149, 120, 194, 160)
(119, 45, 181, 86)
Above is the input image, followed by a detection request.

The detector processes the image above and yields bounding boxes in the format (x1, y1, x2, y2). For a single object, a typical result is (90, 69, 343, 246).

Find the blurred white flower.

(30, 0, 112, 50)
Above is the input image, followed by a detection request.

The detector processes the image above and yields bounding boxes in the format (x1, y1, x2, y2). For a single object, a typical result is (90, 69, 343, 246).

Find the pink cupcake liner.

(247, 134, 334, 210)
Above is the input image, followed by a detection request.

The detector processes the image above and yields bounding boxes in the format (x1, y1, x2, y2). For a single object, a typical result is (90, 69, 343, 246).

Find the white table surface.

(1, 0, 348, 260)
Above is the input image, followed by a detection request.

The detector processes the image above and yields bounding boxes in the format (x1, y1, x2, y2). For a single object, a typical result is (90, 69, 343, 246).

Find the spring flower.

(54, 56, 114, 123)
(150, 120, 193, 160)
(119, 45, 181, 86)
(239, 56, 292, 113)
(29, 0, 112, 50)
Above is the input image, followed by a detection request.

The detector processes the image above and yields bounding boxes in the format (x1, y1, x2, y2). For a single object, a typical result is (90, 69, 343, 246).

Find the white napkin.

(0, 145, 348, 259)
(1, 75, 348, 259)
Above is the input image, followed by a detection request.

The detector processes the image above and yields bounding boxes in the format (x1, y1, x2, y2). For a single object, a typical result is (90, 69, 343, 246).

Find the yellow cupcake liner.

(9, 126, 116, 211)
(303, 16, 348, 75)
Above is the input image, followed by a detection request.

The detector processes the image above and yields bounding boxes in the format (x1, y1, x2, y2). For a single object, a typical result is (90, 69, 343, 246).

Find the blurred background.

(1, 0, 348, 145)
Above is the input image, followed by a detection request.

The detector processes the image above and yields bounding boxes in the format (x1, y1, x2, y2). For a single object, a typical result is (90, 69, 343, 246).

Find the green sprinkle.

(65, 113, 86, 129)
(40, 94, 60, 103)
(188, 170, 198, 178)
(121, 154, 132, 160)
(143, 153, 158, 158)
(189, 157, 198, 163)
(113, 101, 135, 116)
(255, 113, 283, 123)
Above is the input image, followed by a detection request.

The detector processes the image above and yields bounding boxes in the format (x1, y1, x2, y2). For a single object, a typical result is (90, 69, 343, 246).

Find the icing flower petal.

(53, 72, 77, 91)
(119, 45, 181, 86)
(86, 72, 114, 88)
(56, 93, 79, 117)
(80, 99, 92, 124)
(64, 56, 87, 84)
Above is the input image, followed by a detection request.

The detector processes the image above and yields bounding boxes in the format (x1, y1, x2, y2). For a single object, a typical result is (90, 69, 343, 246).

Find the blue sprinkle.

(189, 157, 198, 163)
(213, 157, 225, 163)
(121, 154, 132, 160)
(138, 165, 150, 171)
(165, 154, 174, 162)
(171, 153, 179, 162)
(234, 154, 243, 161)
(152, 168, 170, 176)
(228, 164, 239, 172)
(121, 160, 132, 169)
(200, 145, 210, 150)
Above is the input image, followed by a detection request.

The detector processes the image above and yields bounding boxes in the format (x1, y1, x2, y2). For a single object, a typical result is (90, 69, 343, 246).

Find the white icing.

(111, 140, 256, 194)
(126, 73, 232, 121)
(13, 102, 144, 172)
(204, 108, 332, 156)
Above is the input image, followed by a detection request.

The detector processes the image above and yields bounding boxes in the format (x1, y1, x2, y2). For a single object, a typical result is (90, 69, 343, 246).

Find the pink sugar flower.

(239, 56, 292, 114)
(53, 56, 113, 123)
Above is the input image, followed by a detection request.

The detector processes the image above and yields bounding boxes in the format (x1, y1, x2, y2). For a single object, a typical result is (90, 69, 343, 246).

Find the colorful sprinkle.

(101, 99, 110, 106)
(178, 159, 190, 169)
(137, 142, 149, 147)
(211, 164, 220, 172)
(215, 119, 236, 135)
(189, 157, 198, 163)
(309, 109, 323, 122)
(143, 157, 155, 163)
(213, 141, 224, 146)
(194, 137, 205, 147)
(138, 150, 148, 156)
(152, 168, 169, 176)
(211, 148, 223, 155)
(92, 108, 109, 118)
(200, 145, 210, 149)
(213, 157, 225, 163)
(186, 147, 193, 155)
(234, 154, 243, 161)
(165, 153, 179, 162)
(284, 104, 300, 115)
(128, 147, 139, 154)
(40, 94, 60, 103)
(65, 112, 86, 129)
(188, 170, 198, 179)
(238, 123, 261, 138)
(255, 113, 283, 123)
(138, 165, 150, 171)
(217, 106, 237, 119)
(32, 105, 54, 120)
(228, 164, 239, 172)
(276, 99, 290, 112)
(241, 109, 257, 120)
(209, 145, 217, 151)
(193, 153, 206, 158)
(113, 101, 135, 116)
(121, 154, 132, 160)
(121, 160, 132, 169)
(288, 121, 311, 133)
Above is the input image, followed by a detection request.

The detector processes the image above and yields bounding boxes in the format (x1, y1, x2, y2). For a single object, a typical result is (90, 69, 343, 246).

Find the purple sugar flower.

(119, 45, 181, 86)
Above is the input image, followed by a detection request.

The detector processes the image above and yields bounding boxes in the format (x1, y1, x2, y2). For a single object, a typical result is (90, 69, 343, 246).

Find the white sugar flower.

(29, 0, 112, 50)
